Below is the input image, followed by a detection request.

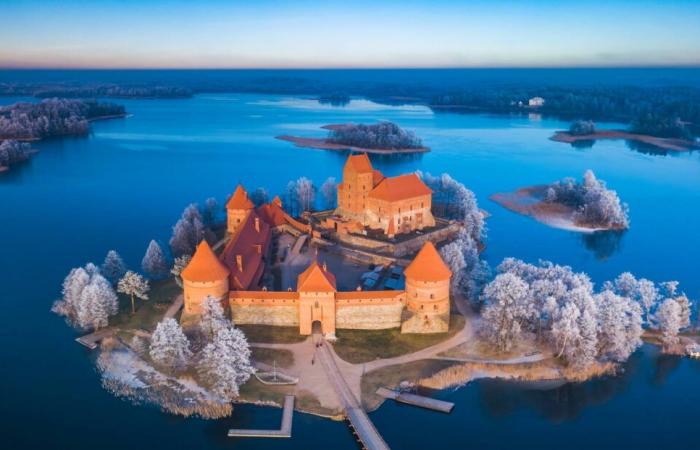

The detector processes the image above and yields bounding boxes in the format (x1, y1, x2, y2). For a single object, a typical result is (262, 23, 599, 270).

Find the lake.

(1, 93, 699, 449)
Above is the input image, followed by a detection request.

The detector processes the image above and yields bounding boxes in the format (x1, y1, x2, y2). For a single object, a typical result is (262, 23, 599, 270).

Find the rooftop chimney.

(236, 254, 243, 272)
(255, 217, 260, 232)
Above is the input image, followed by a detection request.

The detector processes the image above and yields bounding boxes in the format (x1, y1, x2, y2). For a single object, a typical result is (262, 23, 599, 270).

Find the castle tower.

(336, 153, 377, 220)
(181, 241, 230, 315)
(401, 241, 452, 333)
(297, 261, 337, 337)
(226, 184, 254, 234)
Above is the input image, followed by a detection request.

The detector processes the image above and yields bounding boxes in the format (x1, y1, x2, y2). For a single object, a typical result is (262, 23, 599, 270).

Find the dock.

(313, 332, 390, 450)
(376, 387, 454, 413)
(75, 328, 115, 349)
(228, 395, 295, 439)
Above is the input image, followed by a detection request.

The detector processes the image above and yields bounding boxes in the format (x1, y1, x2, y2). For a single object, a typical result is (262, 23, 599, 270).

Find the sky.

(1, 0, 699, 69)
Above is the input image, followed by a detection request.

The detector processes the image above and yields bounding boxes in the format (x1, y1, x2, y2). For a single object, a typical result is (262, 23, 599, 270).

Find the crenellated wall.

(336, 302, 404, 329)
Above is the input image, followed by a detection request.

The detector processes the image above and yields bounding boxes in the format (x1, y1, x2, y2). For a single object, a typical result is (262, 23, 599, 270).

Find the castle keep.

(181, 155, 453, 336)
(335, 154, 435, 237)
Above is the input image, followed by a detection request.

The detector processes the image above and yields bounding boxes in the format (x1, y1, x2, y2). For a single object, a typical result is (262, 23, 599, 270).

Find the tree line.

(0, 98, 125, 140)
(0, 83, 192, 99)
(327, 122, 423, 150)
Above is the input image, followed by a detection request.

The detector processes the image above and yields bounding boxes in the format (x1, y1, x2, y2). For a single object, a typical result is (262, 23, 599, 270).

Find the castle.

(181, 154, 453, 337)
(333, 153, 435, 238)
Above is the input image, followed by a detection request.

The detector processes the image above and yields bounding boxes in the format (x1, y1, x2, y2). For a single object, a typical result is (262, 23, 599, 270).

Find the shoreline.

(490, 186, 622, 233)
(550, 129, 698, 152)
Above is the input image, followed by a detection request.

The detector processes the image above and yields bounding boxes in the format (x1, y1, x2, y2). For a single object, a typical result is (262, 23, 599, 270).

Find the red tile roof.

(345, 153, 373, 173)
(181, 241, 230, 283)
(297, 261, 337, 292)
(221, 210, 271, 290)
(227, 184, 254, 210)
(368, 173, 432, 202)
(404, 241, 452, 282)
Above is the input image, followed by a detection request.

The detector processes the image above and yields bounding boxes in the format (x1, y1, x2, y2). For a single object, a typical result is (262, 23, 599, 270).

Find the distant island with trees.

(277, 121, 429, 154)
(491, 170, 630, 232)
(0, 98, 126, 172)
(551, 119, 699, 152)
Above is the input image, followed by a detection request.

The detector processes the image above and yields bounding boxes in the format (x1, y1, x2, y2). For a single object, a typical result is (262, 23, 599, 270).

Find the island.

(491, 170, 629, 232)
(52, 154, 695, 444)
(277, 121, 430, 154)
(551, 119, 698, 152)
(0, 98, 126, 172)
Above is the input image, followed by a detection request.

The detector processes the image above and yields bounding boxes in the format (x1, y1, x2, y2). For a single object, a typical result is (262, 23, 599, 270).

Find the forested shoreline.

(0, 98, 126, 172)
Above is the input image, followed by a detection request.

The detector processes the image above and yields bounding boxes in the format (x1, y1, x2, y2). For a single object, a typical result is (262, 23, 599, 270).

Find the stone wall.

(231, 305, 299, 326)
(400, 310, 450, 334)
(337, 220, 462, 257)
(336, 302, 404, 330)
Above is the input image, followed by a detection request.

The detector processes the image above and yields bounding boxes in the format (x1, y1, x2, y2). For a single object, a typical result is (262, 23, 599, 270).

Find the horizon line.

(2, 64, 700, 71)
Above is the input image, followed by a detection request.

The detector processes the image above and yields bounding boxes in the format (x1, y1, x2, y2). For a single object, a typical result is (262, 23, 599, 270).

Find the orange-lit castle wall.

(336, 154, 435, 237)
(182, 184, 452, 335)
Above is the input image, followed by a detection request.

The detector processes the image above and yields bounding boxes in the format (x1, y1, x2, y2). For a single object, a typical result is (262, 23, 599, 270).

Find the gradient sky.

(1, 0, 699, 68)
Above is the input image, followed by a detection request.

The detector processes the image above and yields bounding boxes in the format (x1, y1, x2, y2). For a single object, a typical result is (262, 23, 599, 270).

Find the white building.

(528, 97, 545, 107)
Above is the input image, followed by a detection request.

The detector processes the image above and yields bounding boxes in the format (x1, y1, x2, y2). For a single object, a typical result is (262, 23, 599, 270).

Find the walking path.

(313, 332, 390, 450)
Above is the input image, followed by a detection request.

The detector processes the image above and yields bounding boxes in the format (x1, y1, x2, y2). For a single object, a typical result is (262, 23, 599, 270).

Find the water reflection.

(581, 230, 625, 260)
(477, 352, 642, 422)
(625, 140, 670, 156)
(570, 139, 596, 149)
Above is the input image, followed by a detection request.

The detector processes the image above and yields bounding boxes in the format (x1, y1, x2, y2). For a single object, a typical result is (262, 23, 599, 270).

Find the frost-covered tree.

(327, 122, 422, 149)
(197, 327, 254, 400)
(101, 250, 126, 285)
(52, 266, 91, 319)
(149, 318, 192, 373)
(655, 298, 682, 347)
(171, 255, 192, 279)
(440, 229, 490, 301)
(201, 197, 219, 225)
(249, 187, 269, 207)
(544, 170, 629, 229)
(320, 177, 337, 210)
(142, 240, 169, 279)
(608, 272, 659, 325)
(596, 290, 643, 362)
(440, 241, 467, 290)
(169, 203, 205, 257)
(480, 273, 530, 352)
(0, 140, 33, 169)
(569, 120, 596, 136)
(418, 172, 485, 242)
(117, 271, 150, 314)
(76, 274, 119, 330)
(551, 302, 581, 362)
(200, 296, 229, 341)
(294, 177, 316, 213)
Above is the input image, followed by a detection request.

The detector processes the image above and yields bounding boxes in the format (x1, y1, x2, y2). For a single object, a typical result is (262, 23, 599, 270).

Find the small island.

(277, 121, 430, 154)
(491, 170, 629, 232)
(551, 119, 699, 152)
(50, 154, 696, 443)
(0, 98, 126, 172)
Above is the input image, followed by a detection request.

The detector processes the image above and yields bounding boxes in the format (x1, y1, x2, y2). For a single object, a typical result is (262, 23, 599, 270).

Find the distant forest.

(1, 70, 699, 139)
(0, 98, 126, 140)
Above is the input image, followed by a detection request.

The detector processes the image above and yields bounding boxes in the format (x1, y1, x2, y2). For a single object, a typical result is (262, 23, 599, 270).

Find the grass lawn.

(238, 377, 292, 406)
(360, 359, 459, 411)
(333, 314, 465, 364)
(238, 325, 308, 344)
(111, 278, 181, 332)
(251, 347, 295, 368)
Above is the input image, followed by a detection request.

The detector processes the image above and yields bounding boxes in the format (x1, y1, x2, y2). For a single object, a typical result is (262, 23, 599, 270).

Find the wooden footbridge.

(312, 331, 390, 450)
(228, 395, 295, 438)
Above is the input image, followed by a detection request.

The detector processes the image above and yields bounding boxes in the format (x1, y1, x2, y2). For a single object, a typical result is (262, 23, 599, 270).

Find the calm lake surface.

(1, 93, 699, 449)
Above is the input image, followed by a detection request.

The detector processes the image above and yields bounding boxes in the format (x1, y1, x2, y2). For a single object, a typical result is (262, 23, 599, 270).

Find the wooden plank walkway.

(376, 387, 454, 413)
(313, 333, 390, 450)
(75, 328, 115, 349)
(228, 395, 295, 438)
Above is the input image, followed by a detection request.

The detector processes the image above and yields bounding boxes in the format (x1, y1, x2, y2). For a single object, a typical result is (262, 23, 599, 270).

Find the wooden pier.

(313, 332, 390, 450)
(75, 328, 115, 349)
(228, 395, 295, 438)
(376, 387, 454, 413)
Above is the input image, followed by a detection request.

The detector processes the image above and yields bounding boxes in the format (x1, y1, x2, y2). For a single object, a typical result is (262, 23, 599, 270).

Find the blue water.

(1, 93, 699, 449)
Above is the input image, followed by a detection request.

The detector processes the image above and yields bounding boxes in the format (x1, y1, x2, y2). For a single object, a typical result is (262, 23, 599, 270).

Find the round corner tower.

(401, 241, 451, 333)
(181, 240, 230, 315)
(226, 184, 254, 234)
